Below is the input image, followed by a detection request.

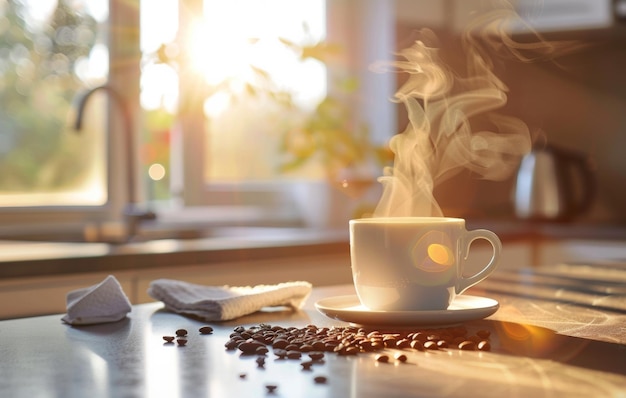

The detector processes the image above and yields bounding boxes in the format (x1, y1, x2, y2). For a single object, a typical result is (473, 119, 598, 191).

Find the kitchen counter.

(0, 227, 350, 279)
(1, 221, 625, 280)
(1, 261, 625, 398)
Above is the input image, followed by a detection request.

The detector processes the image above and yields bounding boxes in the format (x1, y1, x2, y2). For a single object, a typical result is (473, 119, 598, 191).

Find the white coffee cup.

(349, 217, 501, 311)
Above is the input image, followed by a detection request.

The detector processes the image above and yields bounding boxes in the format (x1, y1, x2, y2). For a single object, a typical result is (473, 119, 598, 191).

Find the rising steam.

(372, 4, 578, 218)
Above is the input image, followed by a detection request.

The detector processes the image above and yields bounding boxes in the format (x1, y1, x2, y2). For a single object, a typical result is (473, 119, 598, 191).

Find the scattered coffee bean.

(313, 376, 328, 384)
(458, 341, 477, 351)
(224, 339, 240, 350)
(176, 338, 187, 346)
(199, 326, 213, 334)
(300, 360, 314, 370)
(256, 356, 266, 367)
(162, 336, 175, 343)
(396, 339, 411, 349)
(176, 329, 188, 337)
(238, 341, 265, 355)
(273, 349, 287, 359)
(239, 373, 247, 379)
(410, 340, 425, 351)
(375, 354, 389, 363)
(272, 339, 289, 349)
(309, 352, 324, 361)
(478, 340, 491, 351)
(423, 341, 439, 350)
(394, 353, 408, 362)
(287, 351, 302, 359)
(265, 384, 278, 393)
(221, 323, 493, 377)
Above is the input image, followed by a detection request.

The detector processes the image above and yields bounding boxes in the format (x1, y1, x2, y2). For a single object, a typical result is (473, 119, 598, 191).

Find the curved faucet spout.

(74, 85, 156, 241)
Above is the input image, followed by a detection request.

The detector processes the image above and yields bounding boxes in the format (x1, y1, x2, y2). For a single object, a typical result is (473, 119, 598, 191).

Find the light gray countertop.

(1, 263, 625, 398)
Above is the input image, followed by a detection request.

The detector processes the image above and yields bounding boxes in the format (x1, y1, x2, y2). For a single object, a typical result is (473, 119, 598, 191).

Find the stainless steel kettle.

(513, 144, 595, 221)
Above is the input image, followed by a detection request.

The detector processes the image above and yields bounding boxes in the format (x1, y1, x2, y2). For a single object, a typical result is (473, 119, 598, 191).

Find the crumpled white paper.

(62, 275, 132, 325)
(147, 279, 312, 321)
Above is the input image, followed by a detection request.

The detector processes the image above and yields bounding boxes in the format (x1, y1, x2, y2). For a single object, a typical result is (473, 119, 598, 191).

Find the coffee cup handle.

(456, 229, 502, 294)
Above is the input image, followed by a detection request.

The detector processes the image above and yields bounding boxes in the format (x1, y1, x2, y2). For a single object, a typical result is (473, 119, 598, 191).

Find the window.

(0, 0, 396, 240)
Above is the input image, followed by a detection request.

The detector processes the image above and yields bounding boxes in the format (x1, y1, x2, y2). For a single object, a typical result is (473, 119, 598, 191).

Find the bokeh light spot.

(428, 243, 454, 266)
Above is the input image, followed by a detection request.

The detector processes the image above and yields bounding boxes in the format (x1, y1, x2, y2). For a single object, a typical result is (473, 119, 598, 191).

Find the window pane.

(0, 0, 108, 206)
(139, 0, 327, 204)
(202, 0, 326, 182)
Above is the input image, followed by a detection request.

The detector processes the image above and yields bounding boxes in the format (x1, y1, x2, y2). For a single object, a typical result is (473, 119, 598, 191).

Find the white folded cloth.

(147, 279, 312, 321)
(62, 275, 132, 325)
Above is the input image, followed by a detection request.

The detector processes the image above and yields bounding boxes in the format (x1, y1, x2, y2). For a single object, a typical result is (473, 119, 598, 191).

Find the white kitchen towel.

(62, 275, 132, 325)
(147, 279, 312, 321)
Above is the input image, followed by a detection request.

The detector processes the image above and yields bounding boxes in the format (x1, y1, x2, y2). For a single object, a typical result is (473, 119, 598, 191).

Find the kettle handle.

(557, 146, 596, 214)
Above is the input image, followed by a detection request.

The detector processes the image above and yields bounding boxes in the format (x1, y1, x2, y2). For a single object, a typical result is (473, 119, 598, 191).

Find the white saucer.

(315, 295, 499, 327)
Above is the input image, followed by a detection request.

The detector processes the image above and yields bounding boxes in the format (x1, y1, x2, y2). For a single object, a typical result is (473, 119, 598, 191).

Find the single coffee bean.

(423, 341, 439, 350)
(265, 384, 278, 393)
(273, 348, 287, 359)
(383, 336, 397, 348)
(224, 339, 240, 350)
(458, 341, 477, 351)
(199, 326, 213, 334)
(176, 329, 188, 337)
(285, 343, 300, 351)
(162, 336, 175, 343)
(313, 376, 328, 384)
(437, 340, 449, 348)
(396, 339, 411, 349)
(238, 341, 265, 355)
(371, 341, 384, 351)
(287, 351, 302, 359)
(309, 352, 324, 361)
(394, 353, 408, 362)
(375, 354, 389, 363)
(311, 341, 326, 351)
(176, 338, 187, 346)
(476, 330, 491, 339)
(272, 339, 289, 349)
(256, 356, 266, 367)
(239, 373, 247, 379)
(410, 340, 425, 351)
(477, 340, 491, 351)
(300, 360, 314, 371)
(256, 346, 269, 355)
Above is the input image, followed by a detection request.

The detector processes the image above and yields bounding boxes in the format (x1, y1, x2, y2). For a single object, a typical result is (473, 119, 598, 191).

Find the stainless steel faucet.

(74, 85, 156, 241)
